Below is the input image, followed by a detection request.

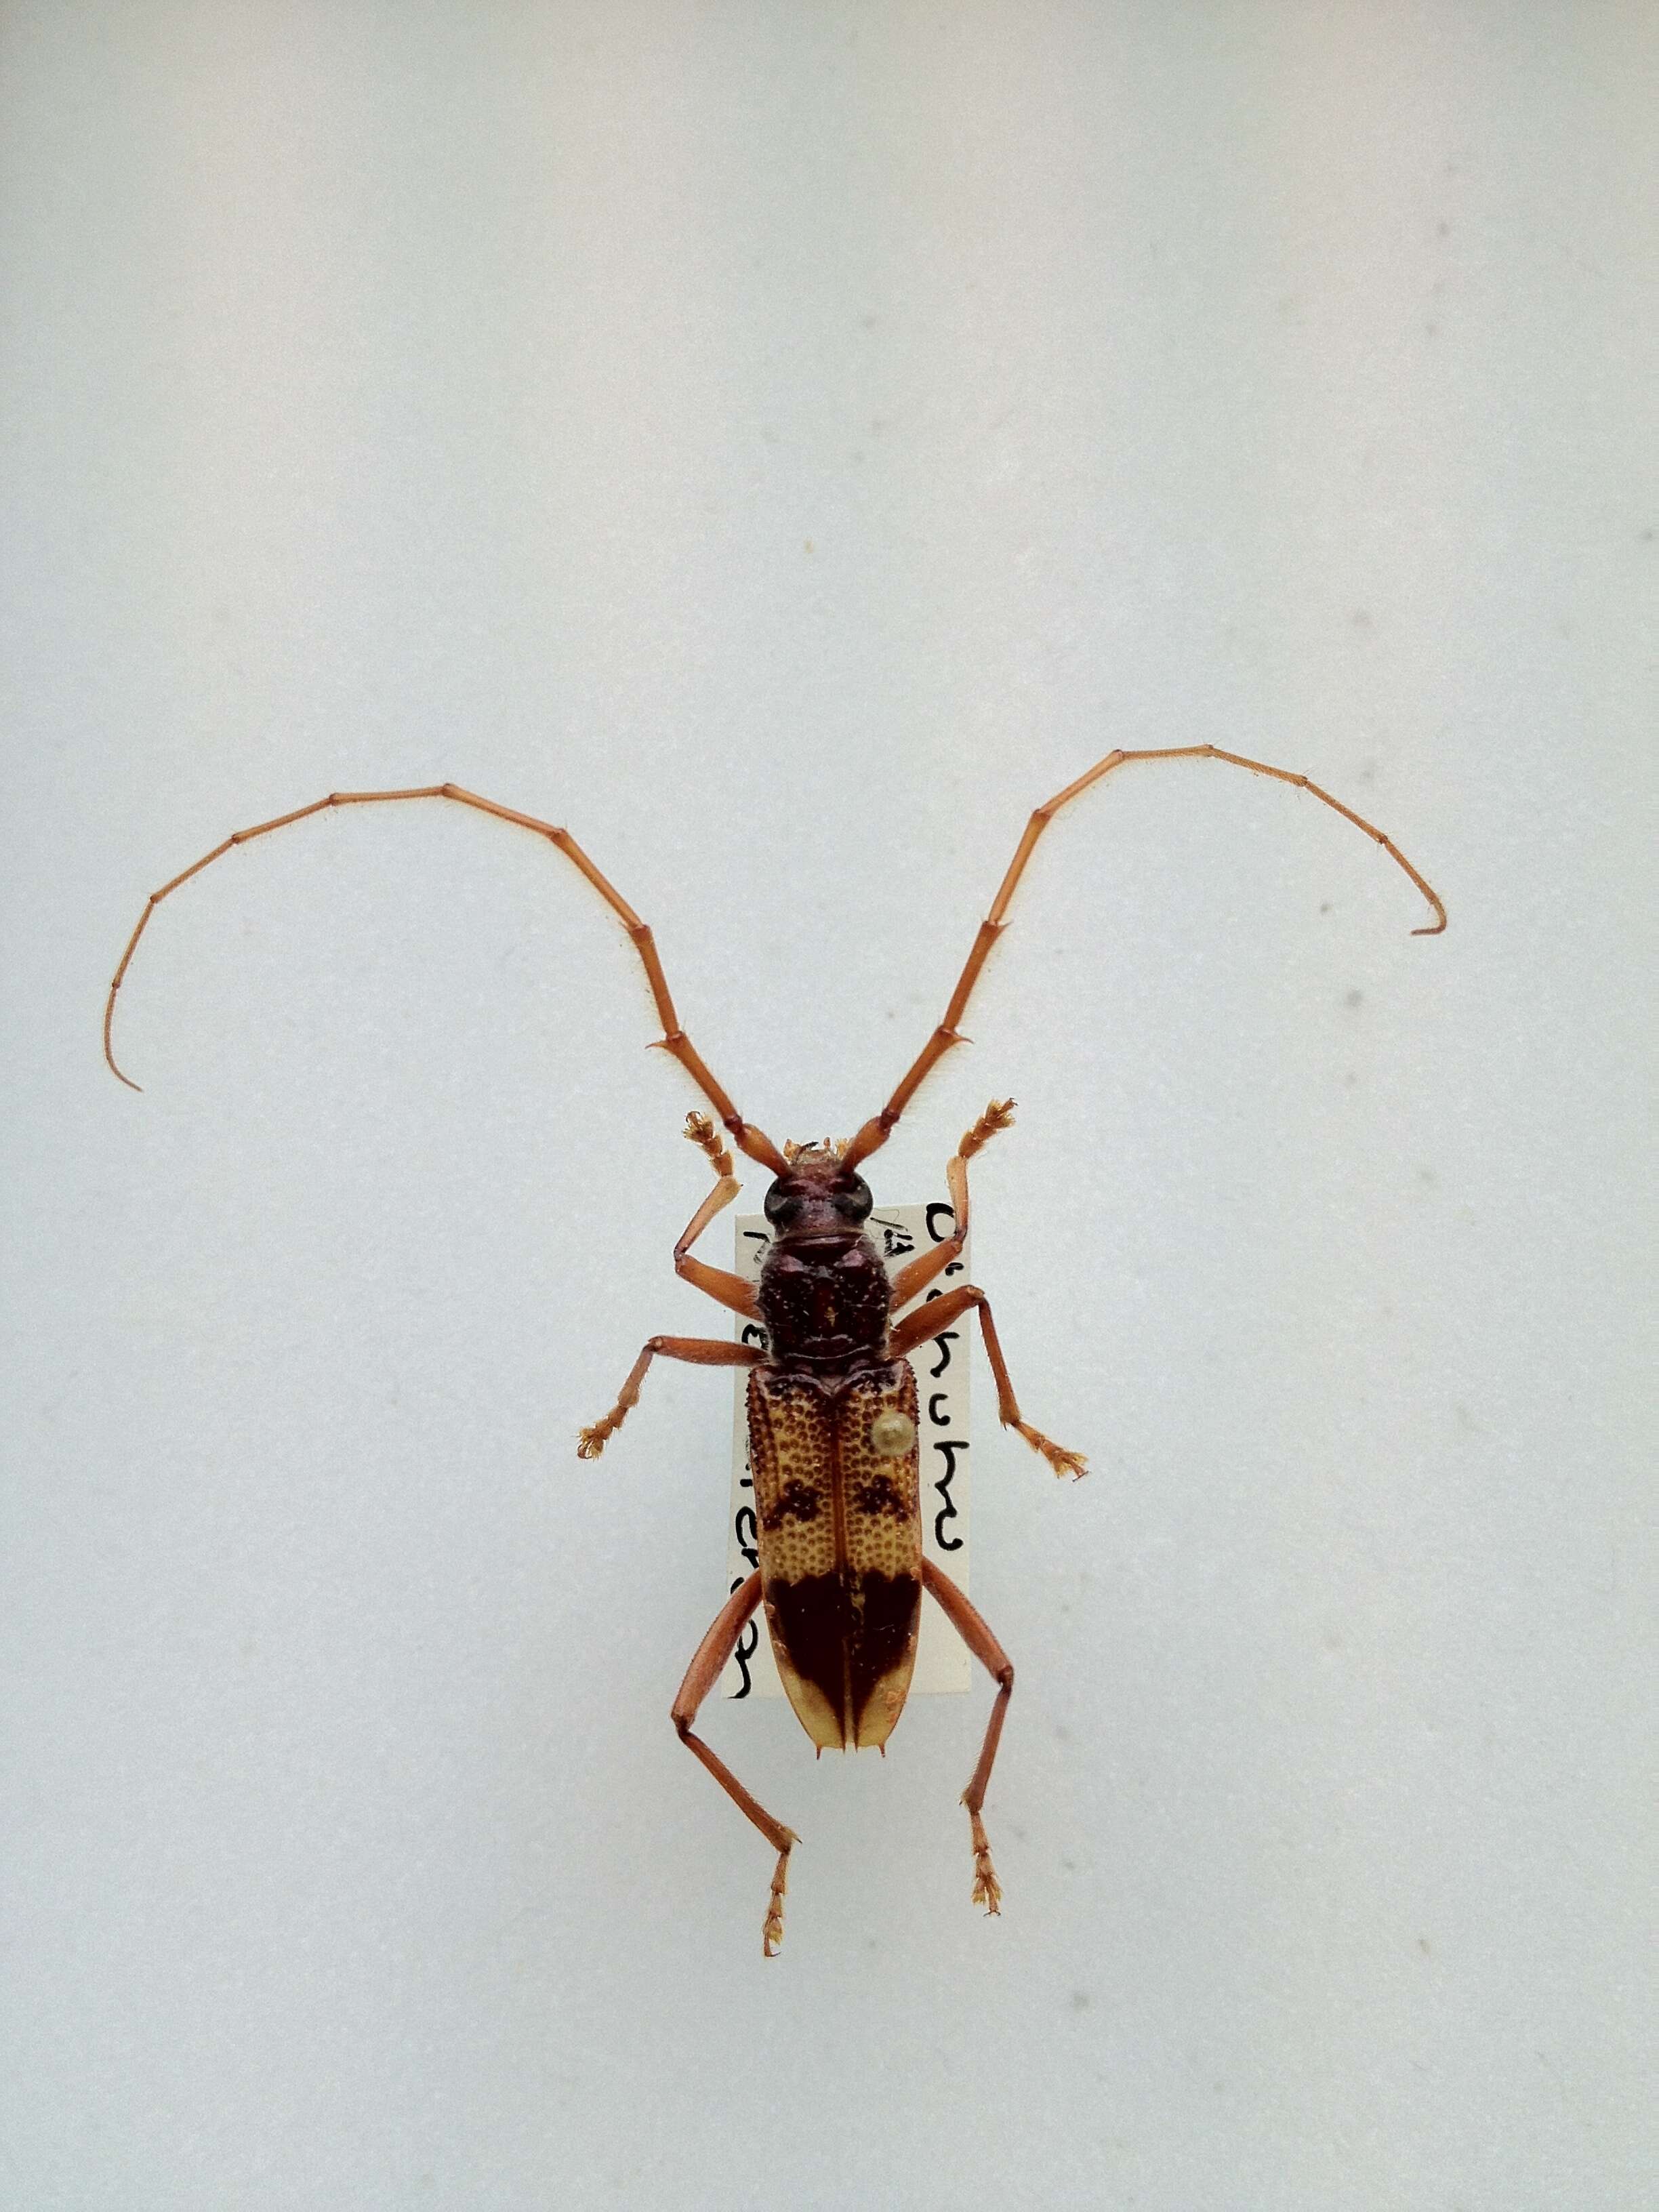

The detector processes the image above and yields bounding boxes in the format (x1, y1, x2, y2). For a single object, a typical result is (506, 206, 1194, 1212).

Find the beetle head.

(764, 1141, 873, 1237)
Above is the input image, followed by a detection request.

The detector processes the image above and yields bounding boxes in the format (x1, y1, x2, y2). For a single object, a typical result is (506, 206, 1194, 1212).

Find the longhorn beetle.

(105, 746, 1445, 1954)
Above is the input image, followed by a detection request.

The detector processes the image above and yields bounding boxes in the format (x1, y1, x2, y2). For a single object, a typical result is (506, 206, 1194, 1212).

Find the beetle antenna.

(102, 783, 789, 1174)
(841, 743, 1446, 1167)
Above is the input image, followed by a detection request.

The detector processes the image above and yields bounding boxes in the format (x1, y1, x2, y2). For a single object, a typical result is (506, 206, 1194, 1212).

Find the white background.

(2, 6, 1653, 2207)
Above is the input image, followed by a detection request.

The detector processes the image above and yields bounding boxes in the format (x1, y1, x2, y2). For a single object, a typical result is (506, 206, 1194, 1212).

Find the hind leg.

(921, 1558, 1015, 1914)
(672, 1573, 799, 1956)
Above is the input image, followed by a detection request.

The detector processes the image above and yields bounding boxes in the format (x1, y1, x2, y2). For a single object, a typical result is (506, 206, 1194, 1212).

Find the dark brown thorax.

(756, 1152, 891, 1372)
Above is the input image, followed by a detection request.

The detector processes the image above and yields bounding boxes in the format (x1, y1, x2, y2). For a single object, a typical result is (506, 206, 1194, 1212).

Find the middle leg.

(890, 1282, 1088, 1479)
(577, 1334, 759, 1458)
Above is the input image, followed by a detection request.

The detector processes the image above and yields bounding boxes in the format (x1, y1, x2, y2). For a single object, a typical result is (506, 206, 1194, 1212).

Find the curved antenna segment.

(842, 743, 1446, 1169)
(103, 783, 788, 1174)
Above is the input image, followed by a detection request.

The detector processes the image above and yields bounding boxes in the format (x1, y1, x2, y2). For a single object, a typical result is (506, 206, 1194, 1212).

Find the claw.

(1015, 1420, 1088, 1481)
(960, 1097, 1017, 1158)
(1044, 1444, 1088, 1483)
(684, 1110, 733, 1178)
(576, 1424, 611, 1460)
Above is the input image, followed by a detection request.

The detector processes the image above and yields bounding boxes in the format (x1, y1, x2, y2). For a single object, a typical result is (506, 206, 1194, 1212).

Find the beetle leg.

(577, 1334, 760, 1459)
(920, 1559, 1014, 1914)
(671, 1111, 759, 1320)
(888, 1098, 1016, 1309)
(672, 1573, 800, 1957)
(889, 1283, 1088, 1479)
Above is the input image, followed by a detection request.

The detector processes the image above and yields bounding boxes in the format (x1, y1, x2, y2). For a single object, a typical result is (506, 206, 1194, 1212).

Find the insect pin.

(106, 747, 1444, 1954)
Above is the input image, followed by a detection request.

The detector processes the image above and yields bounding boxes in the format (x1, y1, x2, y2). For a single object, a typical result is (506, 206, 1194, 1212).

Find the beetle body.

(748, 1359, 922, 1752)
(748, 1151, 923, 1752)
(104, 754, 1444, 1955)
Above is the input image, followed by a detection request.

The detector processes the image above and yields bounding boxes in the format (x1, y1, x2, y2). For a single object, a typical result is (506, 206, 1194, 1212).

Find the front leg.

(577, 1335, 760, 1458)
(890, 1283, 1087, 1480)
(674, 1111, 760, 1320)
(888, 1098, 1016, 1309)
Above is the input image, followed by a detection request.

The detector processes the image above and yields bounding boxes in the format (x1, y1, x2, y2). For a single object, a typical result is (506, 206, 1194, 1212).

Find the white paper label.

(721, 1200, 971, 1700)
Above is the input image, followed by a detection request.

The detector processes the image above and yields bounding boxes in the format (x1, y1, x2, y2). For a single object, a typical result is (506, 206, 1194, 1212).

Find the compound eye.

(836, 1176, 873, 1223)
(764, 1184, 804, 1229)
